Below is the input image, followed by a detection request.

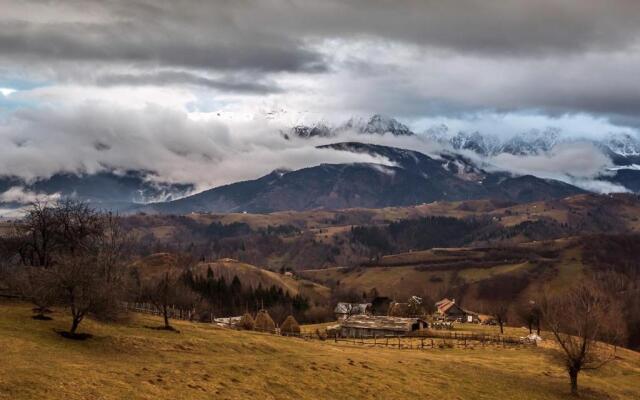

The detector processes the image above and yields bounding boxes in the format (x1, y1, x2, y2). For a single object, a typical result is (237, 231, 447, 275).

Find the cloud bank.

(1, 0, 640, 193)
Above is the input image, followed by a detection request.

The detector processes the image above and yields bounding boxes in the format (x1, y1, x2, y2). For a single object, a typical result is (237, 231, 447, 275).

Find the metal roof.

(340, 315, 427, 332)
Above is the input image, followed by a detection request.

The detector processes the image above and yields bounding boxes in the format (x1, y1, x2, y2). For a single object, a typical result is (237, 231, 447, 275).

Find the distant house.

(284, 271, 294, 277)
(334, 302, 372, 320)
(339, 315, 428, 337)
(435, 298, 472, 321)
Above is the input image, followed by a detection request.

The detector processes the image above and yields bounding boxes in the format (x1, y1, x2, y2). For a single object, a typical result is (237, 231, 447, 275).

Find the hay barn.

(338, 315, 428, 337)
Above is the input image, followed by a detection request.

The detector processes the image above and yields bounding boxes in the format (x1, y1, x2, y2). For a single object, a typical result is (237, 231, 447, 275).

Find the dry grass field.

(1, 301, 639, 400)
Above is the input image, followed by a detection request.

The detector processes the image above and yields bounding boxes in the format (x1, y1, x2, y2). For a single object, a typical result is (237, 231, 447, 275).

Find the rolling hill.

(1, 301, 639, 400)
(131, 254, 331, 306)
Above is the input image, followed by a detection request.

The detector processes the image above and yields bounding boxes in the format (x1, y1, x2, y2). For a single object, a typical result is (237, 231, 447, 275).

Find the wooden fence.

(283, 330, 536, 349)
(121, 303, 537, 350)
(123, 302, 198, 322)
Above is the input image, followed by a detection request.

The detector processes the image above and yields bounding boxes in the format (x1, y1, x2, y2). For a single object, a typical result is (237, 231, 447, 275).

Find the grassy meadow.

(1, 301, 639, 400)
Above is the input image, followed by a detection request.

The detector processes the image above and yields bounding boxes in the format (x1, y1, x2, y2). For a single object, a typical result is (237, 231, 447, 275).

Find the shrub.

(280, 315, 301, 335)
(254, 309, 276, 333)
(238, 313, 255, 330)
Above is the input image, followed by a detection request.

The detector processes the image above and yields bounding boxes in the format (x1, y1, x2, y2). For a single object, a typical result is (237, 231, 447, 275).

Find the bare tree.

(516, 299, 542, 335)
(51, 210, 131, 335)
(141, 271, 197, 331)
(4, 201, 131, 336)
(542, 279, 627, 396)
(16, 201, 58, 267)
(14, 267, 58, 319)
(485, 301, 509, 334)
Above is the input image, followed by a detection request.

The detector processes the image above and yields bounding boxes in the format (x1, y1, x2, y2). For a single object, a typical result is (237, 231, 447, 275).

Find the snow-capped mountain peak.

(603, 132, 640, 156)
(359, 114, 414, 136)
(286, 114, 415, 139)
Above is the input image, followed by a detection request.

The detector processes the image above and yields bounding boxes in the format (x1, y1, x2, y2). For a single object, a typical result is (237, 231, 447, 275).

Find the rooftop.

(340, 315, 426, 332)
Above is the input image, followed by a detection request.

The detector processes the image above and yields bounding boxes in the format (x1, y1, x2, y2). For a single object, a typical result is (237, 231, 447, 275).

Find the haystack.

(254, 309, 276, 333)
(238, 313, 255, 330)
(280, 315, 301, 335)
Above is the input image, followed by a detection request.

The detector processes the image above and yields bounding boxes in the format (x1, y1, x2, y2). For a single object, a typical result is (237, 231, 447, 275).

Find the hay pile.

(238, 313, 255, 330)
(254, 309, 276, 333)
(280, 315, 301, 335)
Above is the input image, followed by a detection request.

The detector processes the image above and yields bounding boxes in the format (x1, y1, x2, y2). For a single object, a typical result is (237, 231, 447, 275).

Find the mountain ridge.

(138, 142, 584, 214)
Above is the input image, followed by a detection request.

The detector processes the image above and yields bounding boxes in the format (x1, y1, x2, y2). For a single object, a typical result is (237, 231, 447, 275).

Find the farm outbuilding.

(338, 315, 428, 337)
(334, 302, 372, 321)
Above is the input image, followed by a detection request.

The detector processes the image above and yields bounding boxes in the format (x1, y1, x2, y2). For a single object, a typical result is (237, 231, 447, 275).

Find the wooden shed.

(338, 315, 428, 337)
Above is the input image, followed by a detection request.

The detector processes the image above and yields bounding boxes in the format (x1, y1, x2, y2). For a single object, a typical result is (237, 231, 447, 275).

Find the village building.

(435, 298, 476, 321)
(213, 316, 243, 328)
(334, 302, 372, 320)
(338, 315, 429, 337)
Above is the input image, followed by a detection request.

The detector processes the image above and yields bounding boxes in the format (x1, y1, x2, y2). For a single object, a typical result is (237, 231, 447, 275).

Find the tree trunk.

(70, 316, 81, 334)
(499, 322, 504, 334)
(528, 322, 532, 334)
(163, 306, 170, 329)
(569, 368, 579, 395)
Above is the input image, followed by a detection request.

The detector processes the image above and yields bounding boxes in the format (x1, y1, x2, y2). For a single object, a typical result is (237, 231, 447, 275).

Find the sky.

(2, 0, 640, 190)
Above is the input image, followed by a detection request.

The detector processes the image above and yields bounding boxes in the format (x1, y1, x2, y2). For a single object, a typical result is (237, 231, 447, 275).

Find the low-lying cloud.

(0, 186, 61, 203)
(0, 103, 391, 191)
(483, 142, 627, 193)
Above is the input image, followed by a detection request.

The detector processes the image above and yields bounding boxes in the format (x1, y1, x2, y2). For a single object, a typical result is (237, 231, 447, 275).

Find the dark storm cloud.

(2, 0, 640, 124)
(94, 71, 282, 94)
(0, 19, 326, 73)
(4, 0, 640, 70)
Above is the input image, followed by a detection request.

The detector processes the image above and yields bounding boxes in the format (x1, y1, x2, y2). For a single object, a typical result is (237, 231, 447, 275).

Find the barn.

(435, 298, 470, 321)
(338, 315, 429, 337)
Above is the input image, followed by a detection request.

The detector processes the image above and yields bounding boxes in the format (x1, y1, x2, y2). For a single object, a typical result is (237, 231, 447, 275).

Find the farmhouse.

(436, 298, 474, 321)
(338, 315, 428, 337)
(334, 302, 372, 320)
